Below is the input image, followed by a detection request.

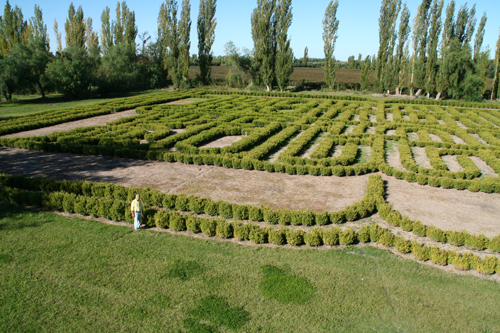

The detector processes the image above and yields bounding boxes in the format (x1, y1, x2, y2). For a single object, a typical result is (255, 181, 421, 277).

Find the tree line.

(0, 0, 499, 102)
(0, 0, 217, 101)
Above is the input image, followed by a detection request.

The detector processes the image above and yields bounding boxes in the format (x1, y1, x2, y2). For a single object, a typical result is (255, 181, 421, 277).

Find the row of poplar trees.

(0, 0, 217, 101)
(375, 0, 500, 101)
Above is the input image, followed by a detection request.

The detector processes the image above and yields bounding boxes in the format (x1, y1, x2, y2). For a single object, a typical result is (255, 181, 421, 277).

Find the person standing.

(131, 194, 143, 230)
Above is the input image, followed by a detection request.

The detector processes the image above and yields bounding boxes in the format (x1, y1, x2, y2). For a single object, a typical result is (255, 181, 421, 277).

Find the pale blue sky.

(12, 0, 500, 61)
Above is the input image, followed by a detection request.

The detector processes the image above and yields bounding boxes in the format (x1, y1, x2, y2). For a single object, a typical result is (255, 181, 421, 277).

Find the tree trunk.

(427, 92, 430, 99)
(266, 85, 270, 92)
(37, 80, 46, 99)
(410, 87, 414, 97)
(416, 89, 422, 97)
(395, 87, 400, 95)
(436, 92, 441, 100)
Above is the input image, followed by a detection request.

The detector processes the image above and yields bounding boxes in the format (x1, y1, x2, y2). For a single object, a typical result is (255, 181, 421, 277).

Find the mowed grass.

(0, 89, 165, 118)
(1, 203, 499, 332)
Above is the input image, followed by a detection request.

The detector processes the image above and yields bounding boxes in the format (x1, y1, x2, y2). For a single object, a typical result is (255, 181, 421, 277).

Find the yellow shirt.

(131, 199, 143, 212)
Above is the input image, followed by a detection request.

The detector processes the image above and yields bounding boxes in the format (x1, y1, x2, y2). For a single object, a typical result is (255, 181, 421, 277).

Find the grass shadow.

(259, 265, 315, 304)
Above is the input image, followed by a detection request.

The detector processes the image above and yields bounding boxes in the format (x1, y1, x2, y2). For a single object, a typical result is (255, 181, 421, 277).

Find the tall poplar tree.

(275, 0, 293, 92)
(100, 7, 113, 54)
(198, 0, 217, 85)
(410, 0, 431, 96)
(53, 19, 62, 54)
(303, 46, 308, 67)
(436, 0, 455, 99)
(252, 0, 276, 91)
(376, 0, 401, 93)
(0, 1, 28, 55)
(178, 0, 191, 85)
(64, 3, 86, 49)
(393, 2, 410, 95)
(492, 31, 500, 100)
(424, 0, 443, 98)
(86, 18, 100, 58)
(323, 0, 339, 91)
(113, 1, 137, 46)
(360, 55, 371, 91)
(473, 13, 486, 63)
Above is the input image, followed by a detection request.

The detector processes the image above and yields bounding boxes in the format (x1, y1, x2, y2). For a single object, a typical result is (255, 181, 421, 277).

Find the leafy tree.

(473, 12, 487, 63)
(275, 0, 293, 92)
(100, 7, 113, 54)
(252, 0, 276, 91)
(303, 46, 308, 67)
(197, 0, 217, 85)
(46, 47, 97, 99)
(492, 31, 500, 100)
(86, 17, 100, 58)
(158, 0, 180, 87)
(393, 2, 410, 95)
(410, 0, 431, 96)
(360, 55, 371, 90)
(113, 1, 137, 46)
(53, 19, 62, 55)
(0, 1, 28, 55)
(64, 3, 86, 49)
(28, 5, 51, 98)
(179, 0, 191, 85)
(424, 0, 443, 98)
(322, 0, 339, 90)
(0, 44, 34, 101)
(376, 0, 400, 93)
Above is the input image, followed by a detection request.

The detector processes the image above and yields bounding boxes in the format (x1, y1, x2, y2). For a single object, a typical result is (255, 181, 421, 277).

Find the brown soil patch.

(383, 174, 500, 238)
(386, 113, 394, 121)
(0, 147, 368, 213)
(470, 133, 490, 146)
(366, 127, 376, 134)
(456, 121, 468, 129)
(441, 155, 463, 172)
(385, 142, 405, 171)
(385, 129, 397, 136)
(438, 120, 445, 125)
(343, 126, 355, 134)
(411, 147, 432, 169)
(331, 145, 344, 158)
(160, 100, 195, 105)
(1, 109, 138, 138)
(368, 114, 377, 123)
(302, 137, 324, 158)
(199, 136, 243, 148)
(451, 135, 466, 145)
(407, 132, 419, 141)
(470, 156, 498, 178)
(402, 115, 410, 121)
(428, 134, 442, 143)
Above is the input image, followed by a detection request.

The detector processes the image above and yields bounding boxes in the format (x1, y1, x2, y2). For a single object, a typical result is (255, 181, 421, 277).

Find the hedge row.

(279, 126, 322, 159)
(1, 183, 498, 275)
(245, 125, 300, 160)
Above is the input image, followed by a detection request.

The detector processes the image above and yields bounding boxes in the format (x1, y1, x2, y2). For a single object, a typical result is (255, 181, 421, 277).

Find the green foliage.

(169, 211, 186, 231)
(268, 228, 287, 245)
(339, 228, 356, 245)
(218, 201, 233, 219)
(286, 229, 305, 246)
(304, 228, 323, 247)
(259, 265, 315, 304)
(204, 200, 219, 216)
(200, 218, 217, 237)
(232, 222, 250, 241)
(186, 215, 201, 233)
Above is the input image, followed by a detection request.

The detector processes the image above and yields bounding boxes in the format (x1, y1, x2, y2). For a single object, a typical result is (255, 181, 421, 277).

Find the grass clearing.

(1, 203, 500, 332)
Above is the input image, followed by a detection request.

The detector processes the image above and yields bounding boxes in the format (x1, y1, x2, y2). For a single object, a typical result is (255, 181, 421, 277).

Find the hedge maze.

(1, 90, 500, 276)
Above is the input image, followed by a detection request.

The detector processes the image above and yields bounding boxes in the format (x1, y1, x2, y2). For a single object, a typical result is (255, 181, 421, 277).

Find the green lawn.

(1, 203, 499, 332)
(0, 89, 165, 118)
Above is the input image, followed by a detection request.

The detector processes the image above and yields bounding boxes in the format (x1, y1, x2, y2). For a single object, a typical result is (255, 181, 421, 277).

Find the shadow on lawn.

(0, 204, 52, 231)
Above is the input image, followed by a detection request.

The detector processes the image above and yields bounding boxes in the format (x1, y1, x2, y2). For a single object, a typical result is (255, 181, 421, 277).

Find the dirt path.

(470, 156, 498, 178)
(441, 155, 463, 172)
(411, 147, 432, 169)
(0, 147, 368, 213)
(301, 137, 324, 159)
(366, 127, 376, 134)
(428, 134, 442, 143)
(368, 114, 377, 123)
(451, 135, 466, 145)
(199, 136, 243, 149)
(383, 174, 500, 238)
(470, 133, 490, 146)
(1, 109, 138, 138)
(456, 121, 468, 129)
(331, 146, 344, 158)
(385, 142, 405, 171)
(407, 132, 419, 141)
(385, 129, 397, 136)
(386, 113, 393, 121)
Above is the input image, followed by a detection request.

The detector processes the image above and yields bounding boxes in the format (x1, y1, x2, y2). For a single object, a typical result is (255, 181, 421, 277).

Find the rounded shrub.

(357, 225, 371, 243)
(204, 200, 219, 216)
(286, 229, 305, 246)
(233, 222, 250, 240)
(169, 211, 186, 231)
(304, 228, 323, 246)
(200, 218, 217, 236)
(263, 207, 279, 224)
(268, 228, 287, 245)
(218, 201, 233, 219)
(249, 206, 263, 222)
(186, 215, 201, 233)
(215, 218, 233, 238)
(315, 211, 330, 226)
(249, 225, 268, 244)
(339, 228, 356, 245)
(154, 210, 170, 228)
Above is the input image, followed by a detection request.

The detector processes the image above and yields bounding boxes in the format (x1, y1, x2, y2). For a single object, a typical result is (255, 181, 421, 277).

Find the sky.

(11, 0, 500, 61)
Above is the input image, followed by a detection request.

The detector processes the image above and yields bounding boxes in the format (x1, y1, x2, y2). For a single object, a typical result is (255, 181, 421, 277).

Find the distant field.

(1, 204, 499, 332)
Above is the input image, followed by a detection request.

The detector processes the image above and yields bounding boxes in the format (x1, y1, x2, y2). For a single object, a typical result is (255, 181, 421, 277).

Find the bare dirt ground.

(451, 135, 466, 145)
(343, 126, 355, 134)
(353, 115, 360, 121)
(368, 114, 377, 123)
(160, 100, 195, 105)
(407, 132, 419, 141)
(331, 145, 344, 158)
(386, 113, 393, 121)
(385, 129, 397, 136)
(383, 174, 500, 238)
(269, 131, 303, 163)
(366, 127, 376, 134)
(441, 155, 463, 172)
(412, 147, 433, 169)
(428, 134, 442, 143)
(302, 137, 324, 159)
(456, 121, 468, 129)
(471, 133, 490, 146)
(0, 147, 368, 213)
(385, 142, 406, 171)
(438, 120, 445, 125)
(470, 156, 498, 178)
(199, 136, 243, 149)
(1, 109, 138, 138)
(402, 115, 410, 121)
